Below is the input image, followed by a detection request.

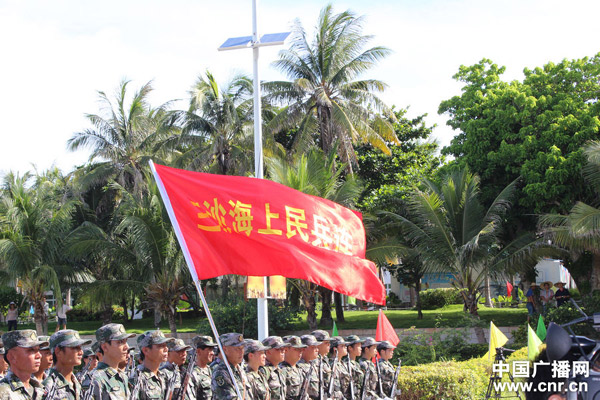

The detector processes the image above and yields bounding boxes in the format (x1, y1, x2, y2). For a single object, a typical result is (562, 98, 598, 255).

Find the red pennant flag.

(507, 281, 513, 297)
(376, 310, 399, 347)
(151, 163, 385, 304)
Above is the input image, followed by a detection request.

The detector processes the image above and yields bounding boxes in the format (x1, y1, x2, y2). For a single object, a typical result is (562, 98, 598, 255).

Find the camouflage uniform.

(260, 337, 290, 400)
(42, 329, 92, 400)
(358, 338, 382, 399)
(297, 336, 323, 400)
(344, 335, 365, 397)
(0, 330, 49, 400)
(311, 330, 333, 391)
(129, 330, 175, 400)
(0, 373, 44, 400)
(43, 369, 82, 400)
(211, 333, 250, 400)
(376, 341, 399, 399)
(279, 336, 307, 400)
(328, 337, 351, 400)
(160, 338, 191, 400)
(88, 324, 136, 400)
(185, 335, 217, 400)
(244, 340, 271, 400)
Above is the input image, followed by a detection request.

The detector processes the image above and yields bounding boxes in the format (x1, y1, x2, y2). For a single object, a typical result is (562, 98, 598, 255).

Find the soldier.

(279, 336, 306, 400)
(376, 341, 399, 399)
(298, 335, 321, 400)
(358, 337, 381, 399)
(130, 330, 175, 400)
(0, 348, 8, 379)
(211, 333, 250, 400)
(88, 323, 136, 400)
(187, 336, 217, 400)
(244, 340, 271, 400)
(0, 330, 49, 400)
(77, 348, 97, 383)
(43, 329, 92, 400)
(311, 330, 332, 385)
(161, 338, 191, 399)
(345, 335, 365, 397)
(32, 336, 51, 382)
(329, 337, 351, 399)
(261, 336, 290, 400)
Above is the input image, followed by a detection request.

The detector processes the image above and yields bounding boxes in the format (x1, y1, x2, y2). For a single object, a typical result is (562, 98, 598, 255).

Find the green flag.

(528, 324, 543, 361)
(332, 321, 338, 336)
(536, 315, 547, 341)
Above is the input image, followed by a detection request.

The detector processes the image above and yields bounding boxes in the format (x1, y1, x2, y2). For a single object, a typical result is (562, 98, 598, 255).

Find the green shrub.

(196, 294, 301, 338)
(398, 359, 488, 400)
(0, 286, 24, 314)
(419, 288, 462, 310)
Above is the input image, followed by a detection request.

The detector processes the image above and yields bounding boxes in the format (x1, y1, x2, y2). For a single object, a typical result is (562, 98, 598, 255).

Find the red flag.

(507, 281, 513, 297)
(151, 163, 385, 304)
(376, 310, 399, 346)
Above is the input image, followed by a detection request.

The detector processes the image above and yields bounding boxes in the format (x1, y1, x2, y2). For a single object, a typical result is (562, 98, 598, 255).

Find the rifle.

(327, 353, 338, 397)
(375, 360, 384, 397)
(43, 374, 59, 400)
(389, 361, 402, 398)
(173, 350, 197, 400)
(318, 357, 324, 400)
(164, 366, 179, 400)
(298, 363, 314, 400)
(360, 367, 371, 400)
(129, 369, 144, 400)
(81, 375, 97, 400)
(346, 358, 355, 400)
(127, 351, 137, 380)
(77, 358, 92, 381)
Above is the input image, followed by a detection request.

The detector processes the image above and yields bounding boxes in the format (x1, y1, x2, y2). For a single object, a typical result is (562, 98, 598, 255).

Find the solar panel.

(259, 32, 291, 46)
(218, 36, 253, 51)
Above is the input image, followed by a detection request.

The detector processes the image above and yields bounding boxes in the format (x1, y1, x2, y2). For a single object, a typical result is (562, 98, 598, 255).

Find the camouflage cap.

(2, 330, 49, 351)
(311, 330, 332, 342)
(344, 335, 365, 346)
(283, 335, 307, 349)
(137, 330, 174, 349)
(300, 335, 322, 347)
(330, 336, 347, 347)
(96, 323, 136, 344)
(38, 335, 51, 351)
(220, 333, 245, 347)
(50, 330, 92, 352)
(82, 348, 94, 358)
(362, 337, 380, 348)
(244, 339, 270, 355)
(91, 342, 100, 353)
(192, 335, 217, 348)
(167, 338, 191, 352)
(262, 336, 291, 349)
(377, 340, 396, 351)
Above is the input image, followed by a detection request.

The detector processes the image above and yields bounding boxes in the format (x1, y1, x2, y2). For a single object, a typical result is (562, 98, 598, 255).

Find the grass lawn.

(287, 304, 528, 331)
(9, 304, 527, 336)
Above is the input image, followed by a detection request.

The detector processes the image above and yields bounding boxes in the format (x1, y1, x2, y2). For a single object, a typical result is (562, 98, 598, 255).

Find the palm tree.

(387, 168, 540, 317)
(265, 145, 362, 329)
(161, 71, 255, 175)
(66, 178, 188, 335)
(67, 80, 173, 195)
(265, 4, 399, 172)
(0, 172, 76, 334)
(539, 141, 600, 291)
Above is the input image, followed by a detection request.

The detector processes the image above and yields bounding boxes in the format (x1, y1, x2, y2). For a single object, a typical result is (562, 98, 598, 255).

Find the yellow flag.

(483, 321, 509, 362)
(528, 324, 543, 361)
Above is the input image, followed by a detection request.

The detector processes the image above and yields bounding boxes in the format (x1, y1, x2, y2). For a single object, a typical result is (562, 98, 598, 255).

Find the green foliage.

(0, 286, 24, 314)
(440, 55, 600, 217)
(419, 288, 463, 310)
(196, 293, 301, 338)
(356, 108, 444, 211)
(398, 358, 489, 399)
(396, 325, 487, 366)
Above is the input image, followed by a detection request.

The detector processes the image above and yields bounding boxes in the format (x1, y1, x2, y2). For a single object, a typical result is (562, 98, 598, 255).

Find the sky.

(1, 0, 600, 178)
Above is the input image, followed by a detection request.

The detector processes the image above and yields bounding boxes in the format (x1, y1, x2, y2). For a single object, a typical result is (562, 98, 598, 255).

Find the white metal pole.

(252, 0, 269, 341)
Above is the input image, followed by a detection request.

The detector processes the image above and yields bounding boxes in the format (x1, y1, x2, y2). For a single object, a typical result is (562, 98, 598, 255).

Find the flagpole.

(149, 160, 243, 399)
(251, 0, 269, 341)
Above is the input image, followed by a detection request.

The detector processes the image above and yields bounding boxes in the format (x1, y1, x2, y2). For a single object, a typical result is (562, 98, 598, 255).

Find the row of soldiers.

(0, 325, 401, 400)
